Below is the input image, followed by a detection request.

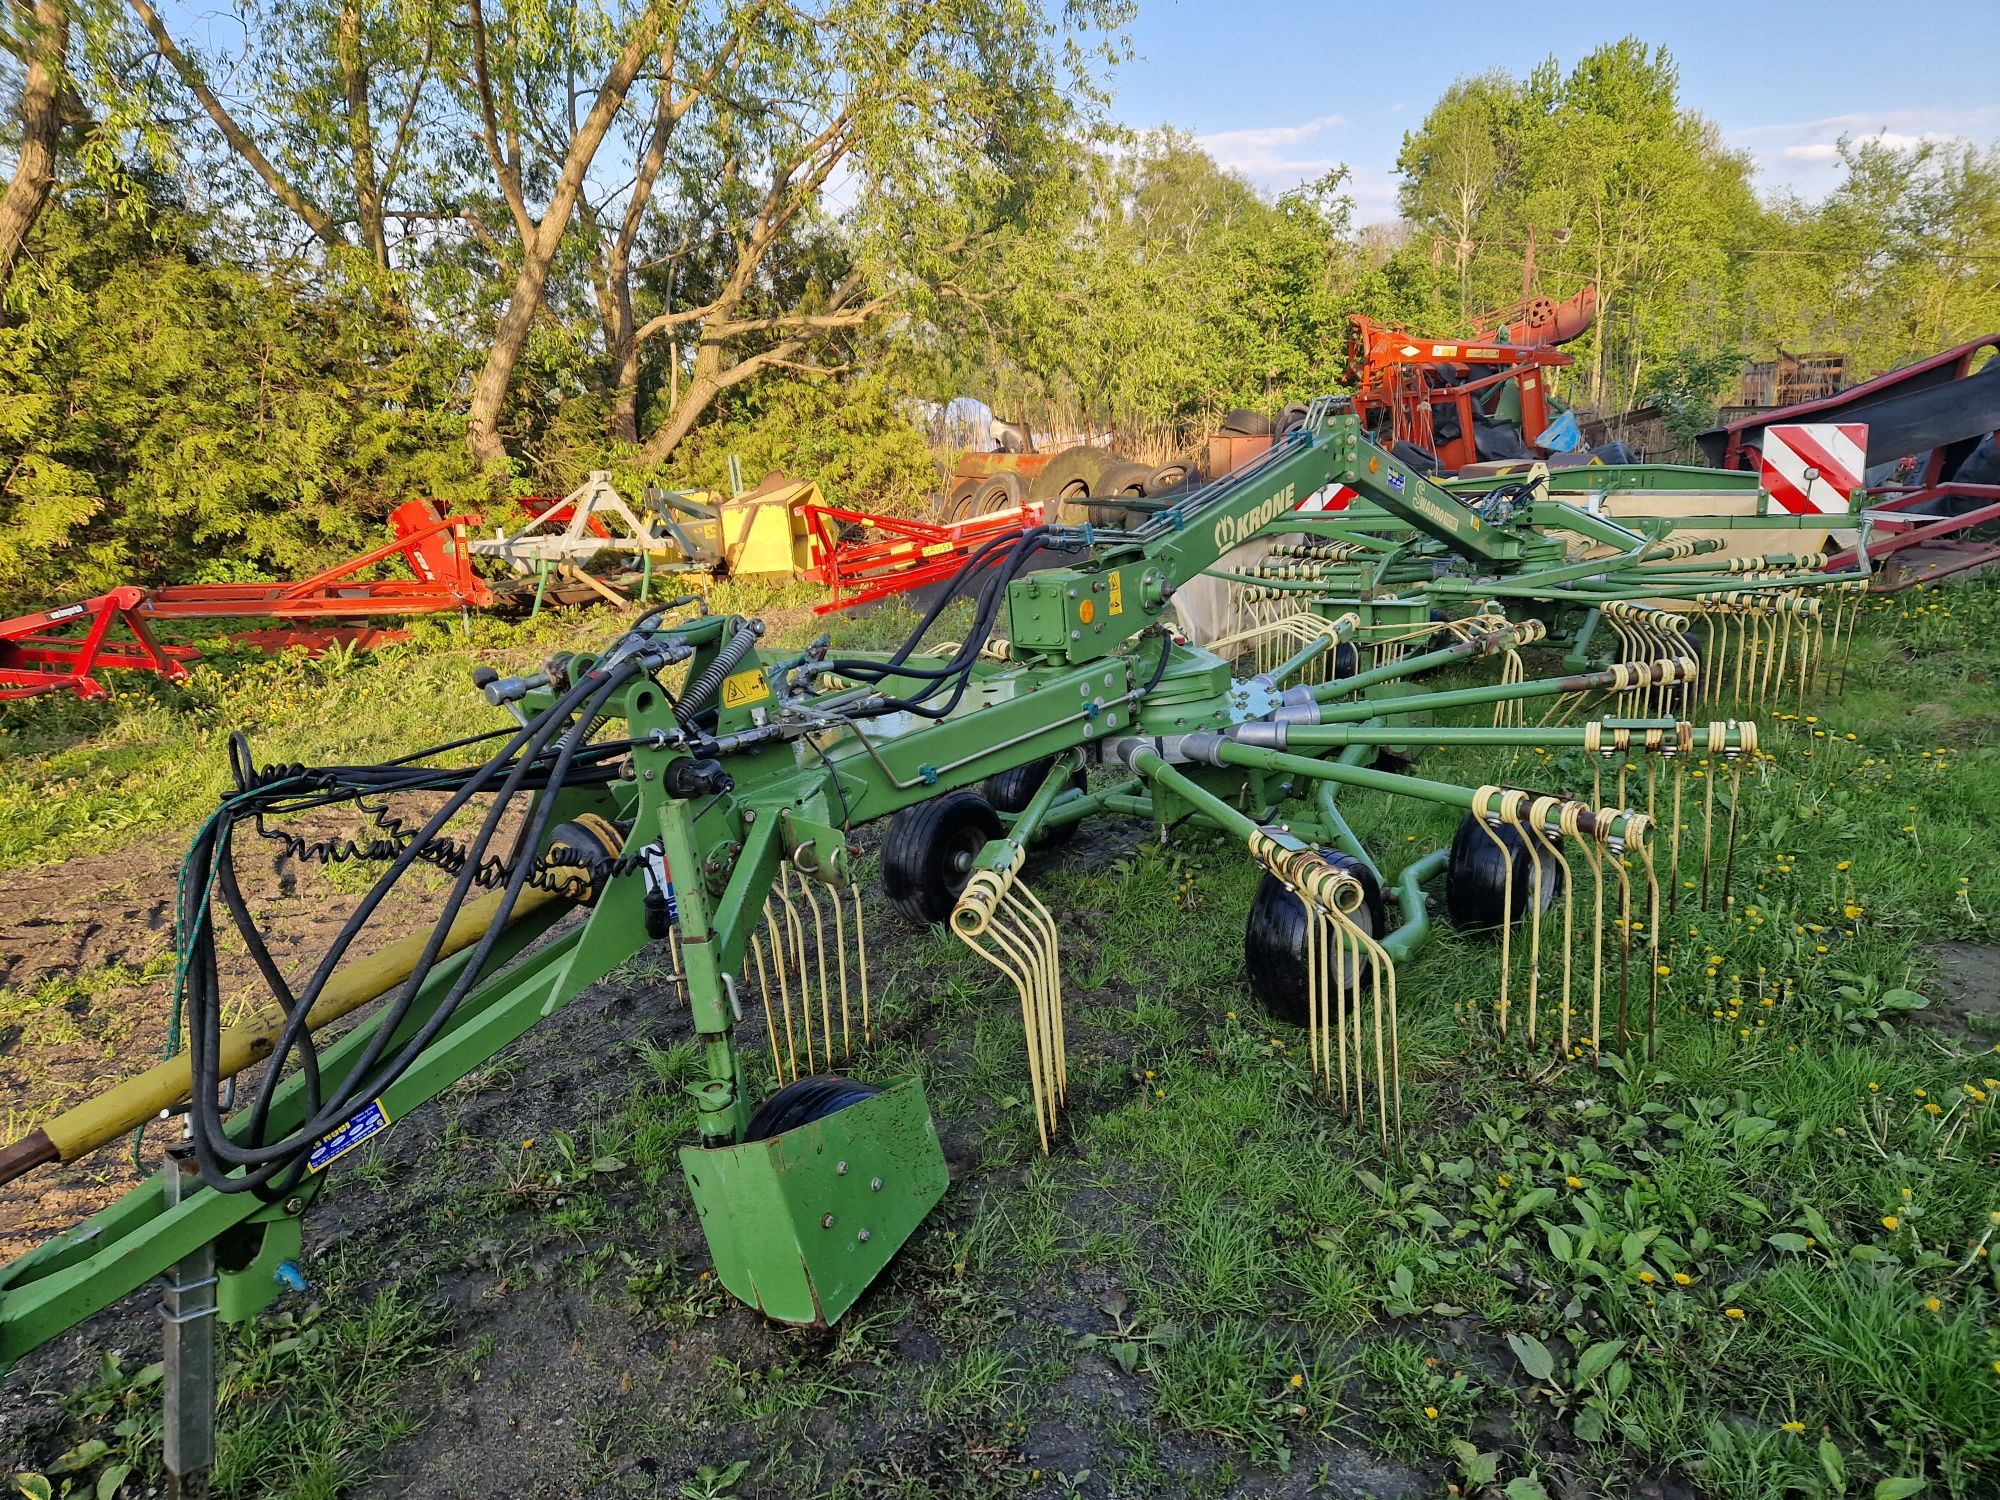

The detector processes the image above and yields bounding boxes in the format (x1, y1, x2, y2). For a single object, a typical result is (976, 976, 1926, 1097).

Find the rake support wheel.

(1243, 850, 1386, 1026)
(1444, 813, 1563, 932)
(743, 1075, 880, 1140)
(881, 789, 1002, 926)
(982, 757, 1087, 847)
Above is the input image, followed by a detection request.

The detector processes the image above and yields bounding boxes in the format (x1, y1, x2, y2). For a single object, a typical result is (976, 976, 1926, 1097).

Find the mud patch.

(1918, 941, 2000, 1043)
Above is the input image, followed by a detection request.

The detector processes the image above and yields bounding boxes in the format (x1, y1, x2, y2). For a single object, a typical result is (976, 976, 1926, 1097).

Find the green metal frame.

(2, 398, 1826, 1389)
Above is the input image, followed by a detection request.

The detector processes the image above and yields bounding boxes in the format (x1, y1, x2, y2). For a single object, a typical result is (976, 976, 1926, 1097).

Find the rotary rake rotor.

(0, 400, 1864, 1496)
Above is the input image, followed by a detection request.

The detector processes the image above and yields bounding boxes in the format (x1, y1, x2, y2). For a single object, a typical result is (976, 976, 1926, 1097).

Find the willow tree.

(0, 0, 71, 301)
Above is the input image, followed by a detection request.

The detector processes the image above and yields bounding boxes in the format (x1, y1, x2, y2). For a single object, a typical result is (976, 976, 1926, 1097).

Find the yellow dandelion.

(1724, 1307, 1745, 1320)
(1781, 1421, 1805, 1434)
(1672, 1272, 1691, 1286)
(1566, 1175, 1583, 1189)
(1882, 1215, 1900, 1231)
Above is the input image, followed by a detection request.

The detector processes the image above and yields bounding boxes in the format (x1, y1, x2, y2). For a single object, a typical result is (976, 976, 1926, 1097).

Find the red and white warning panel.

(1295, 483, 1356, 514)
(1758, 424, 1866, 515)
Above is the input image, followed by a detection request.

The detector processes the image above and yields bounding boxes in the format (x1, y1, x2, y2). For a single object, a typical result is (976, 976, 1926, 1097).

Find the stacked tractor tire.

(941, 407, 1312, 529)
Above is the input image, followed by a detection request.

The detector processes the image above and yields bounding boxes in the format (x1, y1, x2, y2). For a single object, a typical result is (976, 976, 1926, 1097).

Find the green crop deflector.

(681, 1079, 947, 1326)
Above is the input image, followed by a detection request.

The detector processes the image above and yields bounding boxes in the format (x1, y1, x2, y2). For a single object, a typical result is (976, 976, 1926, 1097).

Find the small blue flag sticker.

(306, 1099, 391, 1173)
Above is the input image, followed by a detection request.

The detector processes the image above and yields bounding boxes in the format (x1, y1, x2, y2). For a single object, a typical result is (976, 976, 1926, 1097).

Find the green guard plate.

(681, 1077, 948, 1326)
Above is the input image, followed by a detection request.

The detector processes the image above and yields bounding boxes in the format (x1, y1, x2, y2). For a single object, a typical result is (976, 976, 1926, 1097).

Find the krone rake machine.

(0, 400, 1861, 1491)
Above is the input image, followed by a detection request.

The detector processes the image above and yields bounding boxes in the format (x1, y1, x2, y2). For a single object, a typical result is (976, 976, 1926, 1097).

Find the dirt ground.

(0, 813, 499, 1259)
(0, 817, 1443, 1499)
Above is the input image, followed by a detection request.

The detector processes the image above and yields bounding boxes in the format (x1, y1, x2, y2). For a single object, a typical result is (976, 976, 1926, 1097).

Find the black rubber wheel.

(982, 757, 1087, 847)
(1031, 445, 1119, 519)
(1444, 812, 1563, 932)
(1276, 402, 1311, 436)
(881, 789, 1003, 926)
(1243, 850, 1387, 1027)
(970, 471, 1028, 514)
(1145, 462, 1194, 497)
(1093, 461, 1154, 527)
(943, 476, 982, 521)
(1219, 407, 1272, 437)
(743, 1074, 880, 1140)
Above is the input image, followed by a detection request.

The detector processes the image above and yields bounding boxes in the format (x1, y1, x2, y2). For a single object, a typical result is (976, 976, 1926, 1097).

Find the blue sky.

(1108, 0, 2000, 221)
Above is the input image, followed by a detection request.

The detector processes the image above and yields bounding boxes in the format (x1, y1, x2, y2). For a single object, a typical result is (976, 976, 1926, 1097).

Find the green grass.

(11, 581, 2000, 1499)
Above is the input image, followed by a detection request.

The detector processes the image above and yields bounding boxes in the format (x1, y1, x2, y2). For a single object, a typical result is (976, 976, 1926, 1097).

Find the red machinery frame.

(1345, 287, 1597, 474)
(1, 502, 489, 701)
(1704, 334, 2000, 480)
(1825, 483, 2000, 589)
(798, 499, 1048, 614)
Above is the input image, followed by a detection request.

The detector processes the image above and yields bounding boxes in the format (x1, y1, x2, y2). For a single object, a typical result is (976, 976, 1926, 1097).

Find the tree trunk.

(336, 0, 389, 269)
(463, 0, 674, 469)
(0, 0, 68, 303)
(635, 341, 723, 463)
(606, 286, 642, 445)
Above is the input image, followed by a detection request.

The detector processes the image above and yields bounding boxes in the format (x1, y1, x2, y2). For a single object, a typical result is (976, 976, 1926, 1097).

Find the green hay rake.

(0, 400, 1862, 1492)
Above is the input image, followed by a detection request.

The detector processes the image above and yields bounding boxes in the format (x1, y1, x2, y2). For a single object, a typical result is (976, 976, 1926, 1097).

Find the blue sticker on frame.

(306, 1098, 391, 1173)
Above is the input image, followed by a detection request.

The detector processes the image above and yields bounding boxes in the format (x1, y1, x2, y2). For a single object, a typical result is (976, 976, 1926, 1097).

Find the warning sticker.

(1108, 573, 1124, 616)
(307, 1099, 390, 1173)
(721, 668, 770, 709)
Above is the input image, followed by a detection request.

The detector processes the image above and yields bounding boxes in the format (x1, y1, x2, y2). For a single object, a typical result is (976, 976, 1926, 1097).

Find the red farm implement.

(1699, 335, 2000, 587)
(0, 501, 489, 701)
(799, 499, 1048, 614)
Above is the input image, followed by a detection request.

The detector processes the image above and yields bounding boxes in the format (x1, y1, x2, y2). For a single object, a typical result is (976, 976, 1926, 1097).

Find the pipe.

(1312, 623, 1540, 703)
(1381, 848, 1449, 961)
(0, 883, 570, 1186)
(1209, 739, 1651, 843)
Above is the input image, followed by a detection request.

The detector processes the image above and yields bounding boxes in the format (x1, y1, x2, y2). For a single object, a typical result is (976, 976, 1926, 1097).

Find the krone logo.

(1212, 484, 1296, 550)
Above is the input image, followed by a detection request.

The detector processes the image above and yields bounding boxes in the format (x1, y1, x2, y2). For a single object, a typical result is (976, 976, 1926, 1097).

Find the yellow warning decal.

(921, 542, 953, 558)
(722, 668, 770, 709)
(1108, 572, 1124, 616)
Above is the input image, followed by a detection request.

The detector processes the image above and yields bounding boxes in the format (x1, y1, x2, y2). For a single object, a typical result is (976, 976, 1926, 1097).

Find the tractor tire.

(1443, 812, 1563, 933)
(982, 757, 1087, 847)
(881, 789, 1003, 926)
(969, 471, 1029, 515)
(1219, 408, 1273, 437)
(1092, 461, 1155, 528)
(943, 476, 983, 521)
(1145, 462, 1194, 496)
(1276, 402, 1312, 436)
(744, 1074, 880, 1140)
(1031, 445, 1120, 521)
(1244, 850, 1387, 1027)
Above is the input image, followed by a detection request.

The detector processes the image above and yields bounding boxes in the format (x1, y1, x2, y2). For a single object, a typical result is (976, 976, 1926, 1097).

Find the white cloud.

(1195, 114, 1346, 187)
(1727, 105, 2000, 195)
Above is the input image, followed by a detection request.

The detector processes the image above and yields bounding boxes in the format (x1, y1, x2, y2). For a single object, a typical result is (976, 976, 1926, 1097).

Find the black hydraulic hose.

(182, 655, 640, 1191)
